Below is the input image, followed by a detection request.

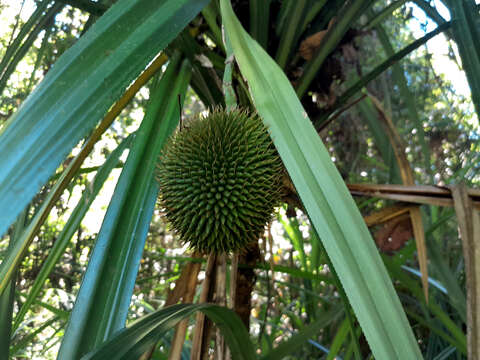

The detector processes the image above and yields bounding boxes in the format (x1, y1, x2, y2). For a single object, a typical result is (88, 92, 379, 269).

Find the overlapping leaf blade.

(0, 211, 27, 358)
(81, 303, 256, 360)
(58, 56, 191, 359)
(220, 0, 422, 358)
(0, 0, 208, 238)
(261, 305, 342, 360)
(13, 134, 133, 331)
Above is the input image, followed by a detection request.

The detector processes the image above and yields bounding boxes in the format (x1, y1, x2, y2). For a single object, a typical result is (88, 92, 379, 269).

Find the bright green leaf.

(220, 0, 422, 358)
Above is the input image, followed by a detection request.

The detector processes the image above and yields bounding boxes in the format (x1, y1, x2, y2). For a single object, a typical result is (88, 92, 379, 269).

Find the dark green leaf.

(58, 56, 191, 359)
(81, 304, 256, 360)
(220, 0, 422, 357)
(0, 0, 208, 238)
(13, 134, 133, 331)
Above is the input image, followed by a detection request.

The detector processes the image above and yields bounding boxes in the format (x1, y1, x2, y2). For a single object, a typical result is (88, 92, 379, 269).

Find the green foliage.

(81, 303, 256, 360)
(58, 55, 191, 360)
(157, 109, 283, 253)
(221, 0, 421, 357)
(0, 0, 478, 359)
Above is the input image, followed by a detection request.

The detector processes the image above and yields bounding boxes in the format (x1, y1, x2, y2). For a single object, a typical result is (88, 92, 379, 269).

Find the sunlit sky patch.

(409, 0, 467, 96)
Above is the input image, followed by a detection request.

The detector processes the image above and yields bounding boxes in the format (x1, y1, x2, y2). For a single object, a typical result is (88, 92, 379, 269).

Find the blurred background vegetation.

(0, 0, 479, 359)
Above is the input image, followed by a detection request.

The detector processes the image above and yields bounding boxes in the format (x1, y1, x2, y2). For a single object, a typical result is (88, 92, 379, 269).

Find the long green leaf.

(26, 12, 53, 93)
(261, 305, 342, 360)
(412, 0, 448, 27)
(13, 134, 133, 331)
(279, 215, 307, 271)
(10, 316, 61, 356)
(375, 25, 432, 181)
(0, 0, 208, 238)
(384, 256, 467, 354)
(249, 0, 271, 50)
(301, 1, 327, 33)
(433, 346, 457, 360)
(15, 293, 70, 319)
(57, 0, 108, 16)
(427, 238, 466, 323)
(356, 97, 401, 183)
(220, 0, 422, 358)
(295, 0, 372, 98)
(364, 0, 408, 30)
(0, 51, 168, 297)
(81, 303, 256, 360)
(0, 0, 50, 79)
(325, 21, 451, 126)
(274, 0, 307, 69)
(278, 214, 317, 321)
(0, 278, 15, 357)
(223, 30, 237, 110)
(326, 318, 350, 360)
(58, 56, 191, 359)
(0, 211, 27, 358)
(201, 2, 224, 51)
(0, 3, 64, 95)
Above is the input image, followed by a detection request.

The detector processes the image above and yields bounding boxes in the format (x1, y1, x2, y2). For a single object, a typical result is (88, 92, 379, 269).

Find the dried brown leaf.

(374, 213, 413, 253)
(451, 184, 480, 359)
(299, 18, 336, 60)
(364, 204, 414, 227)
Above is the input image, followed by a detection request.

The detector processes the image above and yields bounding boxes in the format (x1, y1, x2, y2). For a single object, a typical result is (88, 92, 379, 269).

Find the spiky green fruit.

(156, 109, 283, 253)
